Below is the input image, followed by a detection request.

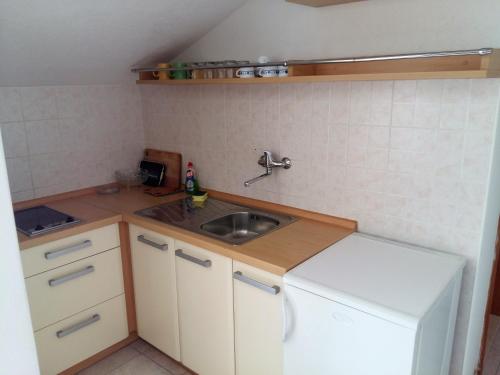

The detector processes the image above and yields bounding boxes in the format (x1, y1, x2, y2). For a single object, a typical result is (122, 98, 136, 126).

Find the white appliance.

(283, 233, 465, 375)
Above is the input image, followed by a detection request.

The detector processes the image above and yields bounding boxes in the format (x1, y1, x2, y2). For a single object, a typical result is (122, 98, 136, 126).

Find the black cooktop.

(14, 205, 80, 237)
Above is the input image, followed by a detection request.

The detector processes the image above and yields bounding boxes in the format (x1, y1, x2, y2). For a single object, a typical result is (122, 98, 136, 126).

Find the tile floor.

(483, 315, 500, 375)
(77, 339, 194, 375)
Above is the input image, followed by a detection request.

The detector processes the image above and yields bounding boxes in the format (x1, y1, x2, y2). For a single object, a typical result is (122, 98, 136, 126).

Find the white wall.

(464, 97, 500, 373)
(0, 130, 40, 374)
(0, 85, 144, 201)
(177, 0, 500, 62)
(141, 79, 500, 375)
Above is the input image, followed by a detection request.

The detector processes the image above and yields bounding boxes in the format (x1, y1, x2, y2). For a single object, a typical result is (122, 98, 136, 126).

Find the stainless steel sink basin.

(135, 197, 295, 245)
(200, 212, 280, 241)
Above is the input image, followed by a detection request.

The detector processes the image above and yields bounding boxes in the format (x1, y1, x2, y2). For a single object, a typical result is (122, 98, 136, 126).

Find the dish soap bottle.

(185, 161, 199, 195)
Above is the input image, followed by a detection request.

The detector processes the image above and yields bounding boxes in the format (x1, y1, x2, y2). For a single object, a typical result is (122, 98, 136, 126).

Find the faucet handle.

(258, 151, 272, 167)
(281, 157, 292, 169)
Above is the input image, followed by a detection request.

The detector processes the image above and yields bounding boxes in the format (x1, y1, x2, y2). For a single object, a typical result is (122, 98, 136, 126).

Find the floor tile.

(129, 338, 155, 354)
(143, 345, 187, 375)
(78, 346, 140, 375)
(108, 355, 169, 375)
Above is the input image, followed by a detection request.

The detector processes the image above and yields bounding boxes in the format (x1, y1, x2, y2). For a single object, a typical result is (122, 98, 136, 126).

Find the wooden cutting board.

(143, 149, 183, 196)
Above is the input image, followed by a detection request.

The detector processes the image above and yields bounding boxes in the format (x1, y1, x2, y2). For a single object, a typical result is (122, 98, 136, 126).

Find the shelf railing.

(130, 48, 493, 73)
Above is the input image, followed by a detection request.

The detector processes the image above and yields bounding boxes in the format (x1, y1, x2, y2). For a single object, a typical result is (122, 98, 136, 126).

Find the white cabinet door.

(233, 261, 283, 375)
(130, 225, 180, 360)
(283, 284, 416, 375)
(175, 240, 234, 375)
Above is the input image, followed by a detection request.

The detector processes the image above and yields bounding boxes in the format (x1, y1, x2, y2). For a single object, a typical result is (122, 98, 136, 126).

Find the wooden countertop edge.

(18, 214, 123, 250)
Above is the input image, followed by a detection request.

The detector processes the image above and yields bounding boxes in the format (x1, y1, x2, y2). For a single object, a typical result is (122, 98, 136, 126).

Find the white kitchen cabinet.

(21, 223, 127, 375)
(175, 240, 235, 375)
(233, 261, 283, 375)
(129, 225, 180, 361)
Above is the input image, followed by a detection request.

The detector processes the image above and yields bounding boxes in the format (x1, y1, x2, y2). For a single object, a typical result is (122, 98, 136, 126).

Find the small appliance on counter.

(140, 159, 166, 186)
(14, 205, 80, 237)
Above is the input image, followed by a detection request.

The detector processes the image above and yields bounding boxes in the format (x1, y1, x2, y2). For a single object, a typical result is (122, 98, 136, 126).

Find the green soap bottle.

(185, 161, 199, 194)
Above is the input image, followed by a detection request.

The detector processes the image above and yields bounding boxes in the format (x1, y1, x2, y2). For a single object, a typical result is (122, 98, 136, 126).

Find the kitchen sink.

(200, 212, 280, 241)
(135, 197, 295, 245)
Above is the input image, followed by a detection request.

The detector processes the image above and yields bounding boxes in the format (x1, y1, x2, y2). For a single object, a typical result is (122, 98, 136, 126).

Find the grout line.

(100, 351, 142, 375)
(141, 350, 177, 375)
(17, 88, 37, 196)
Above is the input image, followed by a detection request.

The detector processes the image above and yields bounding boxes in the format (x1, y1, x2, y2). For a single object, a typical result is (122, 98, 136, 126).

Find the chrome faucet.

(244, 151, 292, 187)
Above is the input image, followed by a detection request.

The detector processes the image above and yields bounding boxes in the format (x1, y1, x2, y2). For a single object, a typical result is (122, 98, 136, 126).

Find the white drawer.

(26, 247, 124, 331)
(35, 294, 128, 375)
(21, 224, 120, 278)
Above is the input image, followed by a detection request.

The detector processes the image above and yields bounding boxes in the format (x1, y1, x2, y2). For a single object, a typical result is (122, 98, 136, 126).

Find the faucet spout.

(244, 173, 270, 187)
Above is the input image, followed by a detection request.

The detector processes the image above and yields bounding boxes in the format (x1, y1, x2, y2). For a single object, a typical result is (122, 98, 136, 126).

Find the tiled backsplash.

(0, 85, 144, 201)
(142, 80, 499, 252)
(141, 79, 500, 373)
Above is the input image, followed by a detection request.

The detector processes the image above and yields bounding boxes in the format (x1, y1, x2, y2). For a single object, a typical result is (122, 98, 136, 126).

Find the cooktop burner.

(14, 205, 80, 237)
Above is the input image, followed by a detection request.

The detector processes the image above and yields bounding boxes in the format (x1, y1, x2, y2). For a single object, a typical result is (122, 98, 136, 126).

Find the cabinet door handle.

(233, 271, 280, 295)
(44, 240, 92, 260)
(282, 294, 294, 342)
(48, 265, 95, 287)
(175, 249, 211, 268)
(56, 314, 100, 338)
(137, 235, 168, 251)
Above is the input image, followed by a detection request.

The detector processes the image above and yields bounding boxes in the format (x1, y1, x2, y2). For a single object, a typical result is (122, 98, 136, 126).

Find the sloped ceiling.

(0, 0, 247, 86)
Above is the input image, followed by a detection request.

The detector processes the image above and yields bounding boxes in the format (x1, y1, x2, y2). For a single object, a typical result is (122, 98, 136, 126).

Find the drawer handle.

(44, 240, 92, 260)
(56, 314, 100, 338)
(48, 266, 95, 287)
(175, 249, 211, 268)
(137, 235, 168, 251)
(233, 271, 280, 295)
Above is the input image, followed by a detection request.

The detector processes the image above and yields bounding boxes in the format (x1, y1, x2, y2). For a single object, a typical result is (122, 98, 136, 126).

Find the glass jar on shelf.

(203, 62, 215, 79)
(215, 62, 226, 79)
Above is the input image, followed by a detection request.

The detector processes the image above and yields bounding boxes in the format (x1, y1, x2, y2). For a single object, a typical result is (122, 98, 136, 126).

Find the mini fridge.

(283, 233, 465, 375)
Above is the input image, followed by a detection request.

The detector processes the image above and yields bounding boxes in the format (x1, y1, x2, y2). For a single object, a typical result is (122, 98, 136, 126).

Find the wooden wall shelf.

(136, 49, 500, 85)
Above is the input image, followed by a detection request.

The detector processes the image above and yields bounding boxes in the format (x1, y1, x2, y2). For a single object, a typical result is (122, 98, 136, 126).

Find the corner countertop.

(14, 186, 357, 275)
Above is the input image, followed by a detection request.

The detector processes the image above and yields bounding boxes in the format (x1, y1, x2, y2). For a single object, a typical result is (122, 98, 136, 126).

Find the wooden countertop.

(14, 186, 356, 275)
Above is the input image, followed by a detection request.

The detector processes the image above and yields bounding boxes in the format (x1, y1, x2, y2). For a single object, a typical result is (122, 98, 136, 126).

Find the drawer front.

(26, 247, 124, 331)
(35, 294, 128, 375)
(22, 224, 120, 278)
